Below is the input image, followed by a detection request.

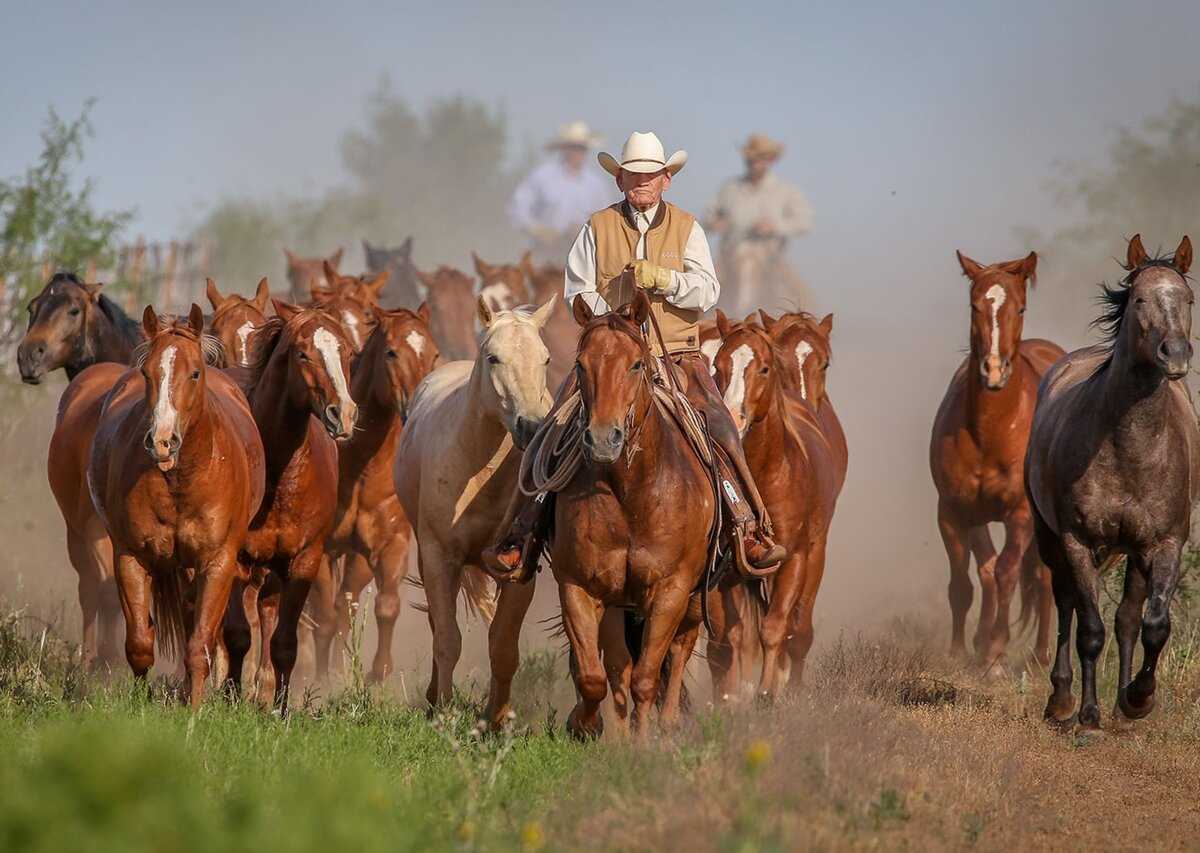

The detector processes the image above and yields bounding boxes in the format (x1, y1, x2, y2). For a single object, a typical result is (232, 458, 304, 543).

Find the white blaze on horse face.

(340, 310, 362, 349)
(722, 344, 755, 428)
(405, 329, 426, 357)
(152, 345, 179, 443)
(794, 340, 813, 400)
(313, 326, 353, 416)
(235, 321, 254, 366)
(700, 338, 721, 376)
(985, 284, 1006, 362)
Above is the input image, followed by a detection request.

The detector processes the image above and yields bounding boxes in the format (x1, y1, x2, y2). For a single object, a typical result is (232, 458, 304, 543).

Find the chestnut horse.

(284, 247, 343, 304)
(18, 273, 143, 383)
(205, 277, 270, 366)
(88, 306, 265, 705)
(710, 312, 842, 697)
(394, 295, 556, 725)
(553, 292, 717, 737)
(930, 251, 1062, 669)
(526, 262, 576, 391)
(363, 237, 422, 308)
(317, 304, 439, 683)
(221, 301, 357, 708)
(309, 261, 387, 351)
(1027, 235, 1198, 731)
(473, 251, 532, 313)
(416, 266, 478, 362)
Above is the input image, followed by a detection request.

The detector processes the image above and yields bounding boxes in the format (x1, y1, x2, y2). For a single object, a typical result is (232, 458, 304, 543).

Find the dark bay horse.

(18, 273, 143, 383)
(205, 277, 270, 367)
(88, 306, 265, 705)
(221, 301, 357, 708)
(284, 247, 343, 303)
(473, 251, 532, 313)
(363, 237, 422, 308)
(309, 261, 387, 351)
(416, 266, 478, 362)
(710, 313, 842, 697)
(930, 251, 1062, 669)
(554, 292, 717, 737)
(318, 304, 439, 683)
(1027, 235, 1199, 730)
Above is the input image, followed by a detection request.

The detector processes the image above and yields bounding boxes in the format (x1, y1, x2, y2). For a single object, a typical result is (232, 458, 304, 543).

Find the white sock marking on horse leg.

(722, 344, 754, 417)
(314, 327, 353, 413)
(152, 345, 178, 441)
(405, 330, 426, 356)
(235, 321, 254, 366)
(794, 340, 813, 400)
(985, 284, 1006, 363)
(340, 310, 362, 350)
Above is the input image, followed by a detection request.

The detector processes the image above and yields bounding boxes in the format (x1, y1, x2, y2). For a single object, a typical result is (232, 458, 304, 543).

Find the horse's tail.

(460, 566, 498, 624)
(153, 568, 190, 664)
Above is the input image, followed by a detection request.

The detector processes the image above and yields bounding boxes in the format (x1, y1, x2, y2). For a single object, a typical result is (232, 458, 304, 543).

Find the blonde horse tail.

(153, 568, 190, 664)
(460, 566, 498, 625)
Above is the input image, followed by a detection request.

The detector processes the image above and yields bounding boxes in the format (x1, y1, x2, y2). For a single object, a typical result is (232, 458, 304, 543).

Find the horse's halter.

(574, 316, 654, 439)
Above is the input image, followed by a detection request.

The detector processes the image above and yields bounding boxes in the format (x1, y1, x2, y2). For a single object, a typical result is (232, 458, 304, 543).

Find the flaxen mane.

(130, 317, 226, 369)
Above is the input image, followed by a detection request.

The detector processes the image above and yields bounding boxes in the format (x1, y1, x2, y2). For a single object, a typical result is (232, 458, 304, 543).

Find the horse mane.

(575, 309, 652, 358)
(95, 293, 144, 348)
(1092, 252, 1188, 351)
(131, 317, 227, 369)
(724, 319, 801, 395)
(239, 306, 346, 390)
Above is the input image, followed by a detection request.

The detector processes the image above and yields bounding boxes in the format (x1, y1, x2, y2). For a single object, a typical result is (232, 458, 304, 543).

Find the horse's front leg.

(660, 616, 700, 728)
(1122, 541, 1183, 719)
(1113, 558, 1148, 719)
(271, 546, 323, 713)
(560, 582, 607, 740)
(982, 512, 1034, 673)
(115, 551, 156, 679)
(598, 607, 633, 734)
(1061, 534, 1103, 730)
(484, 576, 537, 730)
(937, 501, 973, 659)
(631, 579, 691, 736)
(967, 525, 998, 659)
(188, 548, 239, 708)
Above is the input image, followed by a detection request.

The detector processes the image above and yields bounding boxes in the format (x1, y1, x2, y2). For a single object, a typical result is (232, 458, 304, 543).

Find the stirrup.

(732, 528, 783, 579)
(481, 531, 540, 585)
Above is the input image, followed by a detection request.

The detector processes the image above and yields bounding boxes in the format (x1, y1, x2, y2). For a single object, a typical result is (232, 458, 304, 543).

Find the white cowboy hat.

(546, 120, 603, 149)
(598, 131, 687, 177)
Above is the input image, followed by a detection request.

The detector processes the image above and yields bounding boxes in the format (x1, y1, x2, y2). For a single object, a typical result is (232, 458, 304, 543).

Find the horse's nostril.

(325, 404, 340, 424)
(610, 427, 625, 446)
(582, 430, 595, 448)
(143, 432, 155, 451)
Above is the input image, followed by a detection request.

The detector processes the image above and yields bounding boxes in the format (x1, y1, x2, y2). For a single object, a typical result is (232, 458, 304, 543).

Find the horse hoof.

(566, 707, 603, 741)
(1043, 699, 1075, 726)
(1117, 688, 1155, 721)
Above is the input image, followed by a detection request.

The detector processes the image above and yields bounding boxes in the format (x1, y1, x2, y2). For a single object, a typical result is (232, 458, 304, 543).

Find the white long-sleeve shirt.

(508, 159, 615, 234)
(564, 202, 721, 314)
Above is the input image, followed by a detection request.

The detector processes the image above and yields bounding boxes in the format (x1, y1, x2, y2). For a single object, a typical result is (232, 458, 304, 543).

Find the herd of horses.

(12, 231, 1196, 735)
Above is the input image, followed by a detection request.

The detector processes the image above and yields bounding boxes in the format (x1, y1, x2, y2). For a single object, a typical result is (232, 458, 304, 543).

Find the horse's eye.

(1134, 297, 1145, 305)
(68, 307, 81, 317)
(386, 349, 398, 359)
(487, 354, 501, 365)
(298, 351, 310, 361)
(1018, 307, 1026, 315)
(190, 369, 200, 380)
(759, 365, 770, 375)
(544, 357, 551, 366)
(631, 360, 643, 371)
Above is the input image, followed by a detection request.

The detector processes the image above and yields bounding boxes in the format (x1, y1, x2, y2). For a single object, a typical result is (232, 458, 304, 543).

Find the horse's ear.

(187, 304, 205, 336)
(956, 250, 983, 279)
(361, 238, 373, 257)
(327, 248, 343, 269)
(416, 301, 431, 326)
(472, 252, 491, 279)
(531, 293, 558, 329)
(367, 269, 390, 296)
(81, 281, 103, 302)
(253, 277, 271, 311)
(272, 298, 300, 321)
(742, 312, 758, 326)
(572, 294, 595, 327)
(1022, 251, 1038, 287)
(1126, 234, 1148, 271)
(715, 309, 733, 339)
(758, 309, 778, 333)
(476, 295, 494, 329)
(629, 290, 651, 327)
(283, 247, 298, 267)
(819, 313, 834, 336)
(400, 236, 413, 257)
(205, 278, 225, 310)
(142, 305, 160, 338)
(520, 250, 534, 280)
(1173, 236, 1192, 276)
(322, 259, 340, 285)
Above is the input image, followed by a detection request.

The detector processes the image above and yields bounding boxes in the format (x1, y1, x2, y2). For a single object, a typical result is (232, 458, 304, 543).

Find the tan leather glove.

(629, 259, 673, 293)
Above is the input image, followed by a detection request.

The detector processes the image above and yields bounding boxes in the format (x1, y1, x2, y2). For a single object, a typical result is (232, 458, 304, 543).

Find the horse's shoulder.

(1018, 338, 1067, 377)
(932, 357, 969, 437)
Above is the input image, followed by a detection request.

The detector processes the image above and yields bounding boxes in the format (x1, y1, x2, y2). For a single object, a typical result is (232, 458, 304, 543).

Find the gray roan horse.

(1025, 234, 1198, 731)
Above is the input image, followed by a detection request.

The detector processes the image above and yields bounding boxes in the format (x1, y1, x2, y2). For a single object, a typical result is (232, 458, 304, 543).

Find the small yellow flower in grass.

(744, 738, 772, 773)
(520, 820, 545, 851)
(457, 820, 475, 843)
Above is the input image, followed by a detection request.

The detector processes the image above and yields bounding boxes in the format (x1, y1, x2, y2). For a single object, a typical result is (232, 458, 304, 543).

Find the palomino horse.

(221, 301, 357, 708)
(930, 251, 1062, 669)
(205, 277, 270, 367)
(473, 251, 532, 313)
(309, 261, 387, 351)
(394, 295, 556, 725)
(317, 304, 439, 683)
(363, 237, 422, 308)
(18, 273, 143, 383)
(284, 247, 343, 303)
(553, 292, 717, 737)
(525, 262, 576, 391)
(416, 266, 478, 362)
(88, 306, 265, 705)
(1027, 235, 1199, 731)
(710, 312, 842, 697)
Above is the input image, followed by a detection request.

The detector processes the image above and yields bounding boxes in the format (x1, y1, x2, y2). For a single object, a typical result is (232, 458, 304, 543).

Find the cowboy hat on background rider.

(484, 130, 786, 581)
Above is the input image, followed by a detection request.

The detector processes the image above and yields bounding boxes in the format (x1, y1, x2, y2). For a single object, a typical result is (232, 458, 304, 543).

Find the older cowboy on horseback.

(483, 131, 786, 580)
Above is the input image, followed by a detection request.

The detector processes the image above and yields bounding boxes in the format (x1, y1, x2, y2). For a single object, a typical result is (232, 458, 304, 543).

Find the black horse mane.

(1092, 252, 1187, 349)
(96, 293, 144, 348)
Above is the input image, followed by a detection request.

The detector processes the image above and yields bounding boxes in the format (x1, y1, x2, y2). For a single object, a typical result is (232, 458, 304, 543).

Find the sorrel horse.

(363, 237, 422, 308)
(88, 306, 265, 705)
(309, 261, 387, 351)
(317, 304, 439, 683)
(205, 277, 270, 366)
(416, 266, 479, 361)
(525, 262, 576, 391)
(710, 312, 842, 697)
(930, 251, 1062, 669)
(284, 247, 343, 303)
(221, 301, 357, 708)
(473, 251, 532, 313)
(1027, 235, 1198, 730)
(394, 295, 556, 725)
(18, 273, 143, 383)
(553, 292, 717, 737)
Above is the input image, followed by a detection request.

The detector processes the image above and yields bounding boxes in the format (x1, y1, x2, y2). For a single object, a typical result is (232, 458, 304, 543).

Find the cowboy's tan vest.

(589, 201, 700, 355)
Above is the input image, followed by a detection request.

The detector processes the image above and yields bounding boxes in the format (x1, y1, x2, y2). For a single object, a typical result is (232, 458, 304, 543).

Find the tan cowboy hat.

(741, 133, 785, 161)
(546, 120, 603, 150)
(598, 131, 687, 177)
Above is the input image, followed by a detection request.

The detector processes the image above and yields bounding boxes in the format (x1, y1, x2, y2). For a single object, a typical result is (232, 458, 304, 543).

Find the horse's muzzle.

(144, 429, 181, 472)
(582, 424, 624, 464)
(512, 416, 541, 451)
(323, 402, 357, 440)
(17, 342, 46, 384)
(981, 356, 1012, 391)
(1158, 338, 1192, 380)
